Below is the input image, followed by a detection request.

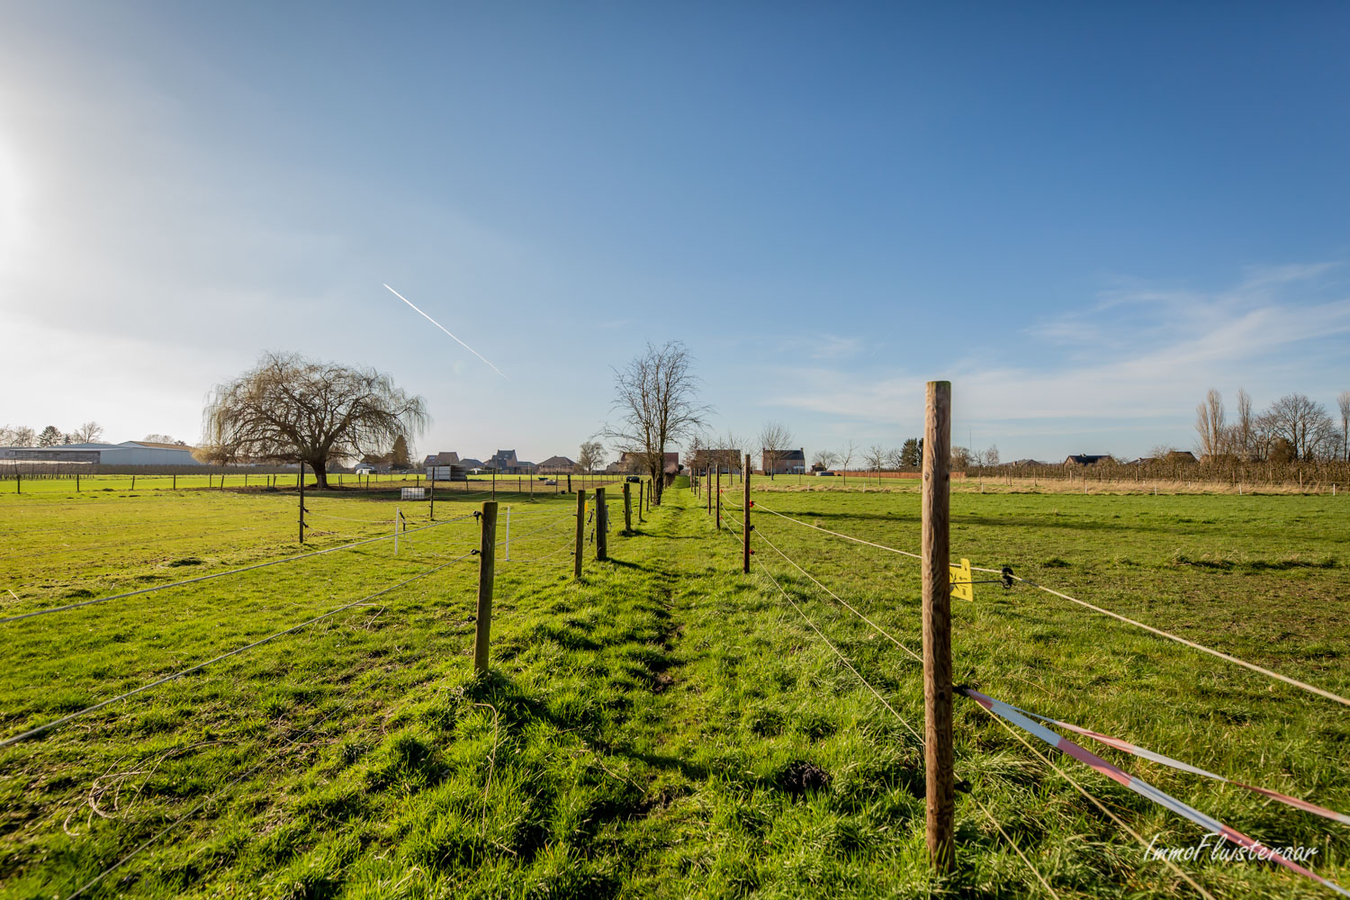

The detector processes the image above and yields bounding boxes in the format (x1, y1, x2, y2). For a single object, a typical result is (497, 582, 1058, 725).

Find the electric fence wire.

(732, 515, 1188, 899)
(748, 545, 1066, 896)
(0, 514, 479, 625)
(0, 548, 479, 749)
(59, 663, 395, 900)
(751, 502, 1350, 709)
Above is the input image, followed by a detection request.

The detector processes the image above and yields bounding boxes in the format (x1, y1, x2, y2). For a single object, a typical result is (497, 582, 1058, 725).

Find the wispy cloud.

(765, 263, 1350, 432)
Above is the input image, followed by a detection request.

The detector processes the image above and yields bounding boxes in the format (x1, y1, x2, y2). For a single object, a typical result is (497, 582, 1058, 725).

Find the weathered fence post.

(596, 487, 608, 561)
(574, 490, 586, 580)
(706, 467, 712, 514)
(131, 475, 136, 491)
(716, 465, 721, 529)
(429, 474, 435, 520)
(921, 380, 955, 873)
(298, 461, 306, 544)
(76, 473, 80, 492)
(394, 506, 400, 555)
(623, 482, 633, 533)
(492, 470, 496, 501)
(474, 501, 498, 675)
(638, 481, 644, 523)
(567, 473, 572, 493)
(505, 506, 511, 561)
(742, 454, 751, 573)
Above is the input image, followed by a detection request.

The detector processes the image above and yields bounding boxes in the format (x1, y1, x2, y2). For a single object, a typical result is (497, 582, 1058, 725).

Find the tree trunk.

(305, 456, 331, 489)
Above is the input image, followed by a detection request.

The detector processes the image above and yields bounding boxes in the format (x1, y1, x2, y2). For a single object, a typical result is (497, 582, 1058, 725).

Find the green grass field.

(1, 478, 1347, 898)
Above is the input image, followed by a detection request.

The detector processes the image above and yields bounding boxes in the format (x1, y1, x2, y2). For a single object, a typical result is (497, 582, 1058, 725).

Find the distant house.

(607, 451, 682, 477)
(424, 451, 468, 482)
(1165, 450, 1198, 464)
(484, 449, 536, 475)
(536, 455, 576, 474)
(1064, 454, 1112, 467)
(762, 448, 807, 475)
(687, 448, 743, 474)
(459, 457, 484, 471)
(1010, 458, 1048, 468)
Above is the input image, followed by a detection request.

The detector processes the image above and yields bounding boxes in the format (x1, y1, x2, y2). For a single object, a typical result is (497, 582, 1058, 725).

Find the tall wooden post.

(623, 482, 633, 532)
(492, 470, 496, 501)
(567, 473, 572, 493)
(596, 488, 608, 560)
(474, 501, 498, 675)
(298, 462, 306, 544)
(429, 473, 435, 520)
(638, 481, 644, 523)
(706, 468, 712, 514)
(742, 454, 751, 573)
(715, 465, 721, 529)
(921, 380, 955, 872)
(574, 490, 586, 580)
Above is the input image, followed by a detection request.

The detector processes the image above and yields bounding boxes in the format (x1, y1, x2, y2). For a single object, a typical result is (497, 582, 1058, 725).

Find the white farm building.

(0, 441, 204, 467)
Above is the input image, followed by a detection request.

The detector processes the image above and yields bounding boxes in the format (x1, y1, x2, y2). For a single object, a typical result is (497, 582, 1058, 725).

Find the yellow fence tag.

(950, 558, 973, 602)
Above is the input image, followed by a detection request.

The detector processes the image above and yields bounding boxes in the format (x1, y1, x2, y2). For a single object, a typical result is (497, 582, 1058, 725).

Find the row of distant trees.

(1194, 389, 1350, 463)
(0, 422, 106, 447)
(0, 423, 190, 448)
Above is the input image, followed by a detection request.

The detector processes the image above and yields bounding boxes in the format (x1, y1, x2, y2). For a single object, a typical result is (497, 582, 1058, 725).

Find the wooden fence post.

(474, 501, 498, 675)
(623, 482, 633, 533)
(429, 474, 435, 520)
(298, 461, 306, 544)
(638, 481, 644, 523)
(706, 468, 712, 514)
(715, 465, 721, 529)
(596, 487, 608, 561)
(742, 454, 751, 573)
(574, 490, 586, 580)
(921, 380, 955, 873)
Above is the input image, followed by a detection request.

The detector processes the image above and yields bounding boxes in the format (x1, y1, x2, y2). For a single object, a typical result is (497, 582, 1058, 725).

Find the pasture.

(0, 478, 1347, 898)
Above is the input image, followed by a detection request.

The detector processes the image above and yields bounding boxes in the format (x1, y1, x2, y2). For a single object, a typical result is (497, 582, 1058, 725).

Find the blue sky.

(2, 2, 1348, 463)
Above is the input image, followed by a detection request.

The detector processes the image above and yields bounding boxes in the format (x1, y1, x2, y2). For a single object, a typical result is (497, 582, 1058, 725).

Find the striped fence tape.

(964, 688, 1348, 897)
(1004, 705, 1350, 827)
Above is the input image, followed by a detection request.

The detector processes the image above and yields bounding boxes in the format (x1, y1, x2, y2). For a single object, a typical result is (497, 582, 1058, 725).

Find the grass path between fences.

(2, 480, 1347, 898)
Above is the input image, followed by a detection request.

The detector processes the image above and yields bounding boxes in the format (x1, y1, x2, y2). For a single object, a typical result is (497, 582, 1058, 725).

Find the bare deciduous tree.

(1263, 393, 1333, 461)
(1339, 390, 1350, 462)
(0, 425, 36, 447)
(200, 351, 428, 489)
(603, 341, 707, 505)
(983, 444, 1000, 467)
(759, 421, 794, 479)
(885, 447, 904, 470)
(143, 433, 183, 445)
(1195, 388, 1226, 458)
(838, 440, 857, 485)
(863, 444, 886, 483)
(576, 440, 605, 474)
(1230, 388, 1255, 460)
(69, 421, 104, 443)
(812, 449, 838, 470)
(950, 445, 972, 469)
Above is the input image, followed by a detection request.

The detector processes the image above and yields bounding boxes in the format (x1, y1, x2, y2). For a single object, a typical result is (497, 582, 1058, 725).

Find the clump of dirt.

(776, 760, 831, 796)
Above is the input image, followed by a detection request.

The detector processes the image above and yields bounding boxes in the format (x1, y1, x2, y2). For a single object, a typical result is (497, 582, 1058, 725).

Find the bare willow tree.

(1195, 388, 1226, 458)
(200, 351, 428, 489)
(759, 421, 794, 479)
(576, 440, 605, 474)
(604, 341, 707, 504)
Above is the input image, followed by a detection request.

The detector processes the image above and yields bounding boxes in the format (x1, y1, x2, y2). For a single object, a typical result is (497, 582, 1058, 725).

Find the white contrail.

(383, 284, 510, 381)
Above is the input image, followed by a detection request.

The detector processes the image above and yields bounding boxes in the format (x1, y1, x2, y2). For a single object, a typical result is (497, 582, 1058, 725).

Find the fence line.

(725, 485, 1350, 894)
(747, 538, 1069, 893)
(0, 548, 479, 749)
(0, 514, 478, 625)
(751, 502, 1350, 709)
(734, 508, 1211, 897)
